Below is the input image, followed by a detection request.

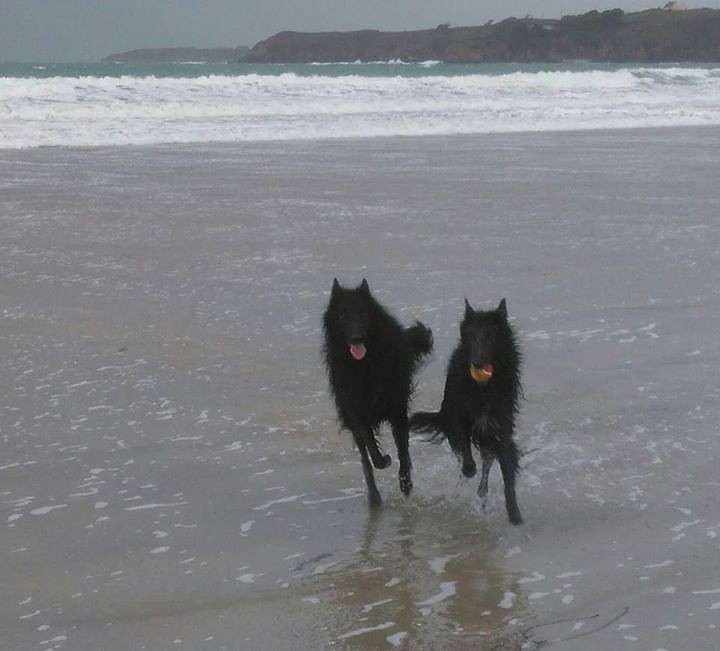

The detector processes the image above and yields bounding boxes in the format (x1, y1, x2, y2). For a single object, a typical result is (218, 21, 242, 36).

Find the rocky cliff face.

(244, 9, 720, 63)
(103, 46, 249, 63)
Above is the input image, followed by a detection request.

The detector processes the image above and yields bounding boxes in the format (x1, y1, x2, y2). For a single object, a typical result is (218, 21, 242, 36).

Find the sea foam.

(1, 67, 720, 148)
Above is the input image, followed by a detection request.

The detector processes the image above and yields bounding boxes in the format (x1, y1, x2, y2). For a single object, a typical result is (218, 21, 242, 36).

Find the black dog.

(323, 279, 433, 507)
(410, 298, 523, 524)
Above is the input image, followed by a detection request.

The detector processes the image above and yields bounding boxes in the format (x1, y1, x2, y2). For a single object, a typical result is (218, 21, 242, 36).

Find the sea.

(2, 60, 720, 148)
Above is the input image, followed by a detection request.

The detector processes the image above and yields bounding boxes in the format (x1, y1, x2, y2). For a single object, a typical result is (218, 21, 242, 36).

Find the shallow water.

(2, 128, 720, 650)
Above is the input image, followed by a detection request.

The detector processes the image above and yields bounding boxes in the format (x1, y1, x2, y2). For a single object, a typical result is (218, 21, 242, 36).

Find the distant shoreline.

(102, 46, 248, 64)
(100, 7, 720, 65)
(244, 8, 720, 64)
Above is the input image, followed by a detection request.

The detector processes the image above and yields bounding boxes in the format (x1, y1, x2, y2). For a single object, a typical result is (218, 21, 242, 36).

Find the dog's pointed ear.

(331, 278, 341, 295)
(464, 297, 473, 319)
(359, 278, 370, 294)
(497, 298, 508, 320)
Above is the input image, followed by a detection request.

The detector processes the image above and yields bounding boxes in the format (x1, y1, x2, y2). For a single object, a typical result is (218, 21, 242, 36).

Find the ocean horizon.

(2, 61, 720, 149)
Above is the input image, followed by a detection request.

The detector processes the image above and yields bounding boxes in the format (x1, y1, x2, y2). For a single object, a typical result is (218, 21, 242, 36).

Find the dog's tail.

(409, 410, 446, 442)
(406, 321, 433, 361)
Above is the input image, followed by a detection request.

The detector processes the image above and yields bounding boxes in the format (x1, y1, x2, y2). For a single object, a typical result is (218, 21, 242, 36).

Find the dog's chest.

(461, 393, 498, 435)
(333, 360, 389, 405)
(460, 388, 490, 418)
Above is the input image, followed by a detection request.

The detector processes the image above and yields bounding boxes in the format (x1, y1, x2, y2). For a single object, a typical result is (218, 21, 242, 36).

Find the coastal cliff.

(103, 46, 249, 63)
(244, 8, 720, 63)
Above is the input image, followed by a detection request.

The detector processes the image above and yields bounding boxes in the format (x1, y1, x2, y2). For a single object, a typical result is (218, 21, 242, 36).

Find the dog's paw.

(399, 474, 413, 496)
(507, 507, 523, 525)
(461, 462, 477, 478)
(373, 454, 392, 470)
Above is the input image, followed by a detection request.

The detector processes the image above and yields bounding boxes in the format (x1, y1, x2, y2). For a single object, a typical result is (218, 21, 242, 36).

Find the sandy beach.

(2, 127, 719, 650)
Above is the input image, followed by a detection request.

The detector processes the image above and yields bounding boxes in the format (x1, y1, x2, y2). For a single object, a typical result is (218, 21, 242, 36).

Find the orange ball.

(470, 365, 493, 383)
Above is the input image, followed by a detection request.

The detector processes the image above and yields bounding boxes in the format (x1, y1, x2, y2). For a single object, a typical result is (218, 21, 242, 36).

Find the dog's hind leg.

(497, 439, 522, 525)
(352, 431, 382, 508)
(477, 448, 494, 509)
(390, 416, 412, 496)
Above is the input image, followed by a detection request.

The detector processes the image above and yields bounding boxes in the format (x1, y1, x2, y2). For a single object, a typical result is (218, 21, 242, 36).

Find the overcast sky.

(0, 0, 712, 62)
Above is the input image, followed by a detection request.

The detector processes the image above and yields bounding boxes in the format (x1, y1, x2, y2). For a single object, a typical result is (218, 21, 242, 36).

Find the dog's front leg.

(352, 429, 382, 508)
(390, 416, 412, 496)
(477, 448, 494, 508)
(446, 412, 476, 477)
(365, 434, 392, 470)
(453, 427, 477, 479)
(459, 440, 476, 478)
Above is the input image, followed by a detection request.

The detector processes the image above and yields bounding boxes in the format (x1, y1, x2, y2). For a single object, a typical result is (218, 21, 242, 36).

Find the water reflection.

(298, 501, 524, 649)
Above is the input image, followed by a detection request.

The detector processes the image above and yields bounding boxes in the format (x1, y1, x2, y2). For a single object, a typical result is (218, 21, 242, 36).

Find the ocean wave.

(1, 66, 720, 148)
(309, 59, 442, 66)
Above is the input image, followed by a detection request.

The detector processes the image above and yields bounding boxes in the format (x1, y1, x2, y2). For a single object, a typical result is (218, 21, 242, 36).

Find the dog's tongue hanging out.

(350, 343, 367, 361)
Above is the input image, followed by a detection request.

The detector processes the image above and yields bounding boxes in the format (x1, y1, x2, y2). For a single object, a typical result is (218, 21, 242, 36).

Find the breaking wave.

(2, 65, 720, 148)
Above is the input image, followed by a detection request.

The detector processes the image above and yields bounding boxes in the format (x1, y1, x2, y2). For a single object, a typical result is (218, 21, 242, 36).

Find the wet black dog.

(410, 298, 523, 524)
(323, 279, 433, 507)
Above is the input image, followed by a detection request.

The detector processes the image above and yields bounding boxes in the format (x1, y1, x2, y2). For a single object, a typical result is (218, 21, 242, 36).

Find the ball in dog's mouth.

(470, 364, 493, 383)
(350, 343, 367, 361)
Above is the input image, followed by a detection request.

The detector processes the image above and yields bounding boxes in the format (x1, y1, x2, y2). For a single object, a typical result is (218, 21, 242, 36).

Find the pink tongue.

(350, 343, 367, 361)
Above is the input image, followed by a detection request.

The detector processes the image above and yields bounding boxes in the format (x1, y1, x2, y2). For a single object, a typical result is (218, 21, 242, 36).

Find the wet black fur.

(322, 279, 433, 507)
(410, 298, 524, 524)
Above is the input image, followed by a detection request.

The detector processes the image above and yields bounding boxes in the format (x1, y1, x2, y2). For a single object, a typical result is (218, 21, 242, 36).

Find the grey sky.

(0, 0, 711, 62)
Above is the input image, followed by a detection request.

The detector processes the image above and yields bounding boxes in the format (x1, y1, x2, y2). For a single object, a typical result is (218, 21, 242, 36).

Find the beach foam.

(1, 66, 720, 148)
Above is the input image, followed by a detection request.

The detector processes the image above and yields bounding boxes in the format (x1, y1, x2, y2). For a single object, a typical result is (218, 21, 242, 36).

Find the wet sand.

(2, 128, 720, 650)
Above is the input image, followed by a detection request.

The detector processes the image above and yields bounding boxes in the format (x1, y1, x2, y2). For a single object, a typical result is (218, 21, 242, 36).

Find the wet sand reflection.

(297, 502, 524, 649)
